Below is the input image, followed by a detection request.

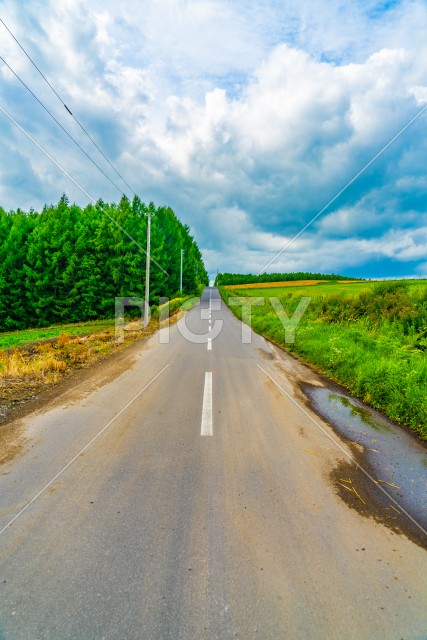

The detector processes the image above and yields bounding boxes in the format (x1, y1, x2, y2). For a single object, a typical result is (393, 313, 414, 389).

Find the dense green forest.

(0, 194, 208, 331)
(215, 271, 355, 286)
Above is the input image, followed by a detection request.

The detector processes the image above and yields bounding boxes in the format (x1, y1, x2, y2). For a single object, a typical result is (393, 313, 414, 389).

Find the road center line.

(201, 372, 213, 436)
(0, 363, 170, 538)
(207, 338, 212, 351)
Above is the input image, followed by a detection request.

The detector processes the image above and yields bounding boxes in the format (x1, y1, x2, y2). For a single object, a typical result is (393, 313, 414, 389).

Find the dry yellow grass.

(0, 298, 195, 428)
(56, 332, 72, 348)
(87, 331, 114, 342)
(0, 325, 137, 382)
(0, 331, 113, 380)
(0, 349, 66, 378)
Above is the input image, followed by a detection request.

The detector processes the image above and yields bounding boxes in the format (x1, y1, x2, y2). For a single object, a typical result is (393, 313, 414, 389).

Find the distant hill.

(215, 272, 356, 286)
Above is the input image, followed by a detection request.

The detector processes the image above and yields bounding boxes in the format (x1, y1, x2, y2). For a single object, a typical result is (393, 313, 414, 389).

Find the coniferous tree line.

(0, 194, 208, 331)
(215, 271, 355, 286)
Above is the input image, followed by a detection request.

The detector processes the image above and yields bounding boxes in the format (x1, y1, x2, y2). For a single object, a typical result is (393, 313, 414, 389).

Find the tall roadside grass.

(0, 295, 197, 408)
(0, 319, 116, 351)
(0, 332, 114, 385)
(221, 282, 427, 440)
(0, 294, 198, 351)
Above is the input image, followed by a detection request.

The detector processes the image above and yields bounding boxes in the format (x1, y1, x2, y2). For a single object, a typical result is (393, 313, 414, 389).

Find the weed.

(221, 282, 427, 440)
(56, 332, 72, 348)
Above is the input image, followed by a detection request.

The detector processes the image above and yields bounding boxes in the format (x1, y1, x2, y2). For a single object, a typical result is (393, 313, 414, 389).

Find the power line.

(0, 101, 168, 276)
(0, 54, 127, 198)
(258, 101, 427, 274)
(0, 16, 137, 197)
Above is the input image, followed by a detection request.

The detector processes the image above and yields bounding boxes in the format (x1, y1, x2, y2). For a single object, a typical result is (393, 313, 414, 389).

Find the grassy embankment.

(221, 279, 427, 440)
(0, 296, 194, 416)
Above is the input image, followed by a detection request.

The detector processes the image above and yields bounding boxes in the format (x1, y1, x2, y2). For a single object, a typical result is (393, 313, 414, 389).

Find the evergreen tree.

(0, 195, 209, 331)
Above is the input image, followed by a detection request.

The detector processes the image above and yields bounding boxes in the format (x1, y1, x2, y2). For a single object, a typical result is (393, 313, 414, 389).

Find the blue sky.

(0, 0, 426, 279)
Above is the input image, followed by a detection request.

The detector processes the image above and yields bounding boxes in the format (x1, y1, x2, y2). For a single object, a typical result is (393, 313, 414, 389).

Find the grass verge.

(221, 282, 427, 440)
(0, 296, 194, 422)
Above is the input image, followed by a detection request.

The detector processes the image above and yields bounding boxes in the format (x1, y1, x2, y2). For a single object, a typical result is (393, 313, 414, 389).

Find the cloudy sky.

(0, 0, 426, 279)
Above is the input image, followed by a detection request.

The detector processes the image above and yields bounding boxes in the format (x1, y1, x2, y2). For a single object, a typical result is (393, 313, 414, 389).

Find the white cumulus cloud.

(0, 0, 426, 278)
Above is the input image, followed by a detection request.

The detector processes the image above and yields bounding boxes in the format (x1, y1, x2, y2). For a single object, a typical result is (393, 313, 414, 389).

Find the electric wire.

(0, 16, 137, 196)
(0, 54, 127, 198)
(0, 101, 168, 275)
(258, 102, 427, 273)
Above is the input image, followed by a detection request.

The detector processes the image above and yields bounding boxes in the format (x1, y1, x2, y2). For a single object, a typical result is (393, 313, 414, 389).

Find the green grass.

(221, 280, 427, 440)
(0, 294, 197, 351)
(230, 279, 427, 299)
(0, 319, 116, 351)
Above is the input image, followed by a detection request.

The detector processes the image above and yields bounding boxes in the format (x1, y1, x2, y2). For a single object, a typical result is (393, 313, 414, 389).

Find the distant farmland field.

(225, 279, 330, 289)
(229, 279, 427, 298)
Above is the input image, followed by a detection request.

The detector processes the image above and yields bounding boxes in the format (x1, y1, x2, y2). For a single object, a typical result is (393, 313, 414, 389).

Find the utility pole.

(180, 249, 184, 296)
(144, 211, 152, 327)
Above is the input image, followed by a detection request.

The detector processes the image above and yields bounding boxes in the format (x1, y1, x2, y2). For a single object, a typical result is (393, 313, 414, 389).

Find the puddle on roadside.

(303, 384, 427, 542)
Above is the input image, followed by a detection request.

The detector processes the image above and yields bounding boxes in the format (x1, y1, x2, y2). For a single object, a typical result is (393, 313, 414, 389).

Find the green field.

(0, 294, 196, 352)
(221, 279, 427, 439)
(0, 319, 116, 351)
(230, 279, 427, 299)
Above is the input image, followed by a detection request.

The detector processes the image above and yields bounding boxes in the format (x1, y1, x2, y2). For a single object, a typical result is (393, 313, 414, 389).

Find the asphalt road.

(0, 287, 426, 639)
